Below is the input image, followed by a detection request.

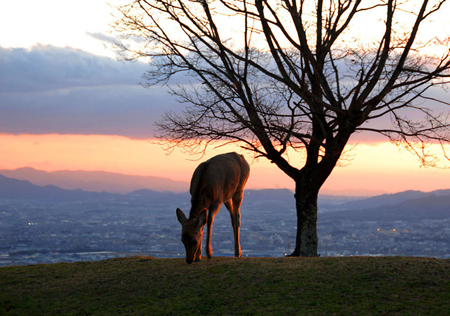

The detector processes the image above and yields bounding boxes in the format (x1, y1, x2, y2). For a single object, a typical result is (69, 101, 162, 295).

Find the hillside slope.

(1, 256, 449, 315)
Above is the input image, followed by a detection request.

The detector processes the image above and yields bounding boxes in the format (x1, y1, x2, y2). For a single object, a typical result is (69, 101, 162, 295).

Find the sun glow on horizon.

(0, 133, 449, 195)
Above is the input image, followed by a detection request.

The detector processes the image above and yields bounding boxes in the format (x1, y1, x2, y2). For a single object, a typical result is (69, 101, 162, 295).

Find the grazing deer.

(176, 152, 250, 264)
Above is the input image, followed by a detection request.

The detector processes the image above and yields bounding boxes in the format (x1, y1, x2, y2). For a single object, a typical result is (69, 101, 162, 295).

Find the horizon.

(1, 133, 450, 195)
(0, 162, 449, 198)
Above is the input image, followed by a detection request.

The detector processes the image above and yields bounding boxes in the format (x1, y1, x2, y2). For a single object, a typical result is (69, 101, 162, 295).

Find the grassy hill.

(1, 256, 449, 315)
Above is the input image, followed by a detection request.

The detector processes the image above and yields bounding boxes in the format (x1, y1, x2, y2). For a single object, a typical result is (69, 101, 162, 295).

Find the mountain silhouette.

(0, 174, 119, 201)
(0, 167, 189, 194)
(0, 172, 449, 221)
(323, 190, 450, 221)
(337, 190, 433, 210)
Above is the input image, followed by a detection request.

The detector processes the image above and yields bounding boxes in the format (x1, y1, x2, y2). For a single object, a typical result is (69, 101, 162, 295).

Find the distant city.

(0, 173, 449, 266)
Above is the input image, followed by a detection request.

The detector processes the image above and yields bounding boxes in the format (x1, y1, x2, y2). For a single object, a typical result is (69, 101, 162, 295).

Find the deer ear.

(197, 208, 207, 229)
(176, 208, 187, 224)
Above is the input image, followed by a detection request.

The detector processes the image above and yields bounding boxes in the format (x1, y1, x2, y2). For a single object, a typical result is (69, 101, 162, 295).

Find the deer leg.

(194, 227, 204, 262)
(225, 196, 243, 258)
(206, 204, 220, 259)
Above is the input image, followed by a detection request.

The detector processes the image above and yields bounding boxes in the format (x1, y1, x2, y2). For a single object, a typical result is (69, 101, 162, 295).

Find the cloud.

(0, 45, 148, 93)
(0, 45, 448, 143)
(0, 45, 182, 138)
(86, 32, 118, 45)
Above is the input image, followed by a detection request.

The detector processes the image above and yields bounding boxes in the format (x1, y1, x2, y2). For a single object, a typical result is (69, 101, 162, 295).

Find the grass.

(1, 256, 449, 315)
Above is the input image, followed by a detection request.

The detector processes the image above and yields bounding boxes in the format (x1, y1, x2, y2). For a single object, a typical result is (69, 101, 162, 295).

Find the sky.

(0, 0, 449, 195)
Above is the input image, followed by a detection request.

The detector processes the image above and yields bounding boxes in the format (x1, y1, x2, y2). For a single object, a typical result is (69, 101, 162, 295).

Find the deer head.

(176, 208, 207, 264)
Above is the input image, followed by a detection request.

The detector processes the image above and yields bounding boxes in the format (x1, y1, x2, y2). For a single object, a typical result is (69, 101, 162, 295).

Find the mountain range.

(0, 174, 121, 201)
(323, 189, 450, 221)
(0, 167, 189, 194)
(0, 172, 449, 221)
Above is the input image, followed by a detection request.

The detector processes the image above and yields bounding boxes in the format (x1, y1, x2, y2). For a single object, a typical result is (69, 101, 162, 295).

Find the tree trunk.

(290, 182, 320, 257)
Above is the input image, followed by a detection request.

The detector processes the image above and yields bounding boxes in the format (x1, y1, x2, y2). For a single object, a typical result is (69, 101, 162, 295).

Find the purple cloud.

(1, 45, 447, 143)
(0, 45, 182, 138)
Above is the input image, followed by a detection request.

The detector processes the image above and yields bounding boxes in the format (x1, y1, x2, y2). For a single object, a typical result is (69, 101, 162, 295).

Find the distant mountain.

(337, 189, 450, 211)
(338, 190, 432, 210)
(0, 167, 189, 194)
(323, 191, 450, 221)
(1, 171, 449, 221)
(0, 174, 294, 206)
(0, 174, 119, 201)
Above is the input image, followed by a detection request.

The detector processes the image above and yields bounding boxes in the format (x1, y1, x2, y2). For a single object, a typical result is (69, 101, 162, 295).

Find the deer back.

(188, 152, 250, 218)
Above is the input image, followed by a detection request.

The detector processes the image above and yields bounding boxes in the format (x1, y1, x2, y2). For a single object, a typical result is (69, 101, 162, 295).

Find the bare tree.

(114, 0, 450, 256)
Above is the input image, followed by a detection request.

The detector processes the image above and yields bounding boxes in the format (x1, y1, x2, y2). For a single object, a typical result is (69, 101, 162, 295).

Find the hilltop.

(1, 256, 449, 315)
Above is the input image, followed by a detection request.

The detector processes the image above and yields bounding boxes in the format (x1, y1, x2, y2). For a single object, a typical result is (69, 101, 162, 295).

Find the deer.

(176, 152, 250, 264)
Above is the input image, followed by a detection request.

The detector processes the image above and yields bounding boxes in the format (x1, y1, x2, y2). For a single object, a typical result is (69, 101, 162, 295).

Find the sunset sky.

(0, 0, 449, 196)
